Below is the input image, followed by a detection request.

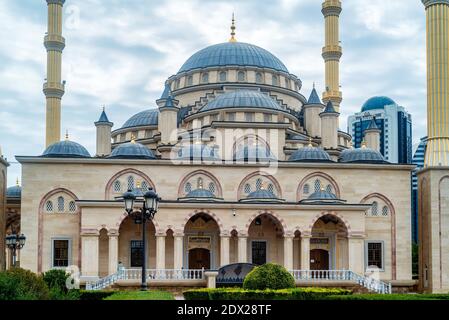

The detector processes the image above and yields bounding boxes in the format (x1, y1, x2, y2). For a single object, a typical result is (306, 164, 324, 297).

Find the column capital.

(155, 232, 167, 237)
(108, 229, 119, 237)
(174, 232, 185, 238)
(348, 232, 366, 239)
(220, 232, 231, 238)
(422, 0, 449, 8)
(80, 229, 99, 236)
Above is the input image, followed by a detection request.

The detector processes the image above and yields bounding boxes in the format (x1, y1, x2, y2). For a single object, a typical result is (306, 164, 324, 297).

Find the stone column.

(81, 230, 100, 280)
(238, 234, 248, 263)
(173, 232, 184, 269)
(283, 234, 294, 271)
(301, 233, 311, 270)
(348, 234, 365, 275)
(108, 229, 119, 275)
(156, 233, 166, 270)
(220, 233, 230, 267)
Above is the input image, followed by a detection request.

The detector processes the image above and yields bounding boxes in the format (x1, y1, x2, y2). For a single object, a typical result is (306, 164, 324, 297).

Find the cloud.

(0, 0, 428, 186)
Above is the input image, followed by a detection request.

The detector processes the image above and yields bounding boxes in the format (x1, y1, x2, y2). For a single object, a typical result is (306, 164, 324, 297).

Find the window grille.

(46, 201, 53, 212)
(57, 196, 65, 212)
(303, 184, 310, 194)
(127, 176, 135, 190)
(209, 183, 216, 194)
(314, 179, 321, 192)
(244, 184, 251, 194)
(256, 178, 263, 190)
(185, 182, 192, 193)
(113, 180, 121, 193)
(69, 201, 76, 212)
(382, 206, 389, 216)
(372, 202, 379, 216)
(238, 71, 245, 82)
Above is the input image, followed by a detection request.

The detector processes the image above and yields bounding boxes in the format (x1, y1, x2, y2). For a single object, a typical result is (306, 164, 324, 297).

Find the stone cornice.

(75, 199, 371, 211)
(422, 0, 449, 8)
(15, 155, 416, 171)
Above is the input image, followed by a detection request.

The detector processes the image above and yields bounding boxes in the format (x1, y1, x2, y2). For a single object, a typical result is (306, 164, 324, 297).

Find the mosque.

(1, 0, 448, 293)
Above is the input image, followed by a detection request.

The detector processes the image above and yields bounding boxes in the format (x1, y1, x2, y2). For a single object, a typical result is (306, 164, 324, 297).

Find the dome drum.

(178, 188, 224, 202)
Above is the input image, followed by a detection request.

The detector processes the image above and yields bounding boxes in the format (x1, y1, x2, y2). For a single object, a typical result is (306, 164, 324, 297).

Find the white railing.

(290, 270, 392, 294)
(86, 268, 205, 291)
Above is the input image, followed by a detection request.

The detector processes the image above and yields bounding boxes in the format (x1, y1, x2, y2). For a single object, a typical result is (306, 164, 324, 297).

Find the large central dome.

(178, 42, 289, 74)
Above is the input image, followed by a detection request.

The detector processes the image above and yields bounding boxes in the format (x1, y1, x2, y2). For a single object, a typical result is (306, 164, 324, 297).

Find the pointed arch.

(306, 211, 351, 235)
(180, 210, 224, 234)
(177, 170, 223, 198)
(297, 172, 340, 201)
(245, 210, 288, 235)
(105, 168, 156, 200)
(237, 171, 283, 200)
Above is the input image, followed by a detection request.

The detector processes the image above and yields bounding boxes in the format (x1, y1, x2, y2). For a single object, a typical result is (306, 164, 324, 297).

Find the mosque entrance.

(188, 248, 211, 269)
(310, 249, 329, 270)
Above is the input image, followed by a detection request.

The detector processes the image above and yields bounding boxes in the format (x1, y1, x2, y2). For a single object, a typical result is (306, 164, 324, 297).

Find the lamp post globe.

(123, 189, 136, 214)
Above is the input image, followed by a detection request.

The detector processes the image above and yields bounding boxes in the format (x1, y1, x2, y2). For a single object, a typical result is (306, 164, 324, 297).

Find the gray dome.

(109, 142, 156, 159)
(121, 109, 159, 129)
(179, 188, 223, 202)
(234, 145, 277, 162)
(41, 140, 91, 158)
(240, 189, 283, 203)
(200, 90, 283, 113)
(289, 146, 333, 163)
(178, 42, 289, 74)
(300, 189, 345, 204)
(6, 185, 21, 198)
(339, 147, 387, 164)
(177, 144, 221, 161)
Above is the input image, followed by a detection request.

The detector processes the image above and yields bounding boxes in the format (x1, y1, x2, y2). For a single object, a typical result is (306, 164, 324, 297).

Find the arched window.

(141, 181, 148, 190)
(303, 184, 310, 195)
(69, 201, 76, 212)
(219, 71, 227, 82)
(326, 185, 332, 193)
(185, 182, 192, 193)
(174, 79, 180, 89)
(127, 176, 135, 190)
(272, 75, 278, 86)
(285, 78, 290, 89)
(256, 72, 263, 84)
(256, 178, 263, 190)
(187, 76, 193, 86)
(238, 71, 246, 82)
(209, 182, 216, 194)
(268, 183, 274, 194)
(314, 179, 321, 192)
(372, 202, 379, 216)
(382, 206, 389, 216)
(244, 184, 251, 194)
(113, 180, 121, 193)
(57, 196, 65, 212)
(201, 73, 209, 83)
(46, 201, 53, 212)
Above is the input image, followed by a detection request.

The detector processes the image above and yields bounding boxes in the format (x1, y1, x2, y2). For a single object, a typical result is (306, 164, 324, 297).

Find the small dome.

(41, 140, 91, 158)
(361, 96, 396, 112)
(339, 147, 387, 164)
(176, 144, 221, 161)
(6, 185, 21, 198)
(179, 188, 223, 202)
(121, 109, 159, 129)
(234, 145, 277, 162)
(300, 189, 345, 204)
(200, 90, 283, 113)
(109, 142, 156, 159)
(240, 189, 283, 203)
(178, 42, 289, 74)
(289, 146, 333, 163)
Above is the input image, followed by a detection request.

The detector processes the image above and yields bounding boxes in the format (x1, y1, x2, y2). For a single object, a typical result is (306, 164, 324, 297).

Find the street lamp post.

(5, 233, 26, 268)
(122, 187, 160, 291)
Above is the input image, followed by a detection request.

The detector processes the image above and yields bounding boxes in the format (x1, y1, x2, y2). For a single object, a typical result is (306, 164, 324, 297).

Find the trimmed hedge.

(183, 287, 352, 300)
(326, 294, 449, 300)
(243, 263, 295, 290)
(79, 290, 117, 300)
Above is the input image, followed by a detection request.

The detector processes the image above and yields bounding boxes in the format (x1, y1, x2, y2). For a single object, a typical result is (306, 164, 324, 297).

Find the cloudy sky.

(0, 0, 427, 186)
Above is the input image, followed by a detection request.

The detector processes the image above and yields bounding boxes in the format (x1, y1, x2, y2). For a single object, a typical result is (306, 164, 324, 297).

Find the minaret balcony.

(322, 0, 342, 16)
(43, 82, 65, 98)
(44, 34, 66, 52)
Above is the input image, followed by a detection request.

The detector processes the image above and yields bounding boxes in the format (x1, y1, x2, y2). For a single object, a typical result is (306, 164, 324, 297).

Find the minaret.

(320, 101, 339, 151)
(44, 0, 66, 147)
(422, 0, 449, 167)
(157, 83, 179, 158)
(303, 85, 324, 138)
(95, 107, 113, 157)
(322, 0, 343, 112)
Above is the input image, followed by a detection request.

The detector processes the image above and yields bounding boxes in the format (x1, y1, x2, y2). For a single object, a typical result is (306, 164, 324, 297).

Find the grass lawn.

(103, 290, 175, 300)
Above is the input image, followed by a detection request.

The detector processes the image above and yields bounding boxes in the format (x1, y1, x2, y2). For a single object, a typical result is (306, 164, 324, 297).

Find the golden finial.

(308, 137, 313, 147)
(136, 181, 141, 189)
(321, 185, 325, 192)
(229, 13, 237, 42)
(198, 180, 203, 189)
(131, 134, 136, 144)
(65, 130, 69, 141)
(16, 177, 20, 186)
(260, 182, 265, 190)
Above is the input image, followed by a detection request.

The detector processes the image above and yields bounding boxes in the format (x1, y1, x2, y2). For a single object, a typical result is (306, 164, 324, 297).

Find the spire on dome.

(323, 101, 337, 113)
(65, 130, 69, 141)
(97, 106, 111, 123)
(308, 86, 322, 104)
(366, 117, 380, 131)
(160, 82, 171, 100)
(229, 13, 237, 42)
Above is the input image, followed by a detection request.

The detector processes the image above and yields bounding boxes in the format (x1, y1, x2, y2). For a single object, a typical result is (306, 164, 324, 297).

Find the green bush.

(43, 269, 69, 292)
(243, 263, 295, 290)
(183, 287, 352, 300)
(79, 290, 117, 300)
(0, 268, 49, 300)
(49, 287, 81, 300)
